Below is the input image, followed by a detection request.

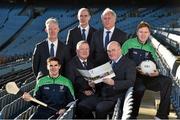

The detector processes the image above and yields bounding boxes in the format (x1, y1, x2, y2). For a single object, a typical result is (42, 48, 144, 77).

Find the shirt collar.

(104, 26, 115, 34)
(79, 57, 87, 63)
(78, 25, 90, 31)
(112, 55, 122, 63)
(47, 39, 58, 47)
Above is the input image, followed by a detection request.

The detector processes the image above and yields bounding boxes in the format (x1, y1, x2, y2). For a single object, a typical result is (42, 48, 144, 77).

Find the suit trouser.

(77, 96, 117, 119)
(130, 74, 172, 119)
(31, 108, 56, 119)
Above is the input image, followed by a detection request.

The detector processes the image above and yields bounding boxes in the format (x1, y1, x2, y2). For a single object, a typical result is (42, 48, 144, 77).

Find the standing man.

(22, 57, 75, 119)
(78, 41, 136, 119)
(32, 17, 71, 79)
(66, 8, 97, 57)
(90, 8, 127, 67)
(122, 21, 172, 119)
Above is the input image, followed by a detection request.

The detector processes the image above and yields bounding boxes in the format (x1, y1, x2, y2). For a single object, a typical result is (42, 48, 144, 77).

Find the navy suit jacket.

(100, 56, 136, 100)
(66, 56, 94, 99)
(32, 39, 71, 78)
(66, 26, 97, 57)
(90, 27, 127, 67)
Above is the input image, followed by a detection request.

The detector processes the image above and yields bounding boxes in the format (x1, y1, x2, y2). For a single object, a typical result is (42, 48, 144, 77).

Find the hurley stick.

(5, 82, 58, 112)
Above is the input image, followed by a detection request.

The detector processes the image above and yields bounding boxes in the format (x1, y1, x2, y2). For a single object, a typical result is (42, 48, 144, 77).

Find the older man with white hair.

(78, 41, 136, 119)
(90, 8, 127, 67)
(32, 17, 71, 79)
(66, 40, 96, 118)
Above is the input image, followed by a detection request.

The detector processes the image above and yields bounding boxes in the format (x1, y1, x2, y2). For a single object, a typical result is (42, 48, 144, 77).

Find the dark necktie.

(82, 29, 86, 40)
(105, 31, 111, 49)
(112, 61, 116, 69)
(50, 43, 54, 57)
(82, 61, 88, 69)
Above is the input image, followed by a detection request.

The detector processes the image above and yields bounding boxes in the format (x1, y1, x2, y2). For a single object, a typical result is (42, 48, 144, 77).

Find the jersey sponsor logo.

(59, 86, 64, 92)
(133, 51, 138, 54)
(145, 52, 149, 58)
(44, 86, 50, 90)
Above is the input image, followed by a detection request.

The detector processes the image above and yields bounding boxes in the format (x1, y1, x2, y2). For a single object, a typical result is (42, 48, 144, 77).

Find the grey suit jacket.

(100, 56, 136, 100)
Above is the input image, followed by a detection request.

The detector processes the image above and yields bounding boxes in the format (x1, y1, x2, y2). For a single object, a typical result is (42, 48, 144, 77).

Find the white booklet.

(77, 62, 115, 84)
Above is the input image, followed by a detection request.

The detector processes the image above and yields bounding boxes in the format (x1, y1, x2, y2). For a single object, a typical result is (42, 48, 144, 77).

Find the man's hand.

(149, 69, 159, 77)
(103, 78, 114, 85)
(137, 66, 159, 77)
(22, 92, 33, 102)
(88, 80, 95, 88)
(84, 90, 94, 96)
(56, 108, 66, 116)
(136, 66, 147, 75)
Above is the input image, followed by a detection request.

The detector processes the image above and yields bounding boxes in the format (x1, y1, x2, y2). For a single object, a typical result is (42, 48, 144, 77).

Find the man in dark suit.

(66, 8, 97, 57)
(66, 40, 94, 99)
(78, 41, 136, 119)
(66, 40, 97, 118)
(32, 17, 71, 79)
(90, 8, 127, 67)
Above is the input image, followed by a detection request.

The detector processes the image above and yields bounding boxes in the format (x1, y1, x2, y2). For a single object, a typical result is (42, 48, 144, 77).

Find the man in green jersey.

(22, 57, 75, 119)
(122, 21, 172, 119)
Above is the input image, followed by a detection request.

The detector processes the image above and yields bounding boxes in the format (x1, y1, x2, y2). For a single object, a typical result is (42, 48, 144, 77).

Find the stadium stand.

(0, 80, 36, 110)
(0, 66, 34, 88)
(0, 90, 34, 119)
(150, 35, 180, 117)
(14, 106, 37, 120)
(0, 1, 179, 119)
(0, 59, 31, 76)
(0, 4, 30, 50)
(152, 28, 180, 55)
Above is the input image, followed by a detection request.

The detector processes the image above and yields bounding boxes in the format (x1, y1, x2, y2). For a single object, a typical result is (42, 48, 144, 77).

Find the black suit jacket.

(66, 56, 94, 99)
(100, 56, 136, 100)
(32, 39, 71, 78)
(66, 26, 97, 57)
(90, 27, 127, 66)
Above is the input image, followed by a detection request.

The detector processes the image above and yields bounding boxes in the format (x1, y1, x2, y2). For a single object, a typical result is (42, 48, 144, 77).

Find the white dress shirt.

(103, 26, 115, 47)
(48, 39, 58, 57)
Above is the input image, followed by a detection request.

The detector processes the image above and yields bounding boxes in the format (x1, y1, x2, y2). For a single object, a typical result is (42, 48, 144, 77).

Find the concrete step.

(138, 90, 177, 119)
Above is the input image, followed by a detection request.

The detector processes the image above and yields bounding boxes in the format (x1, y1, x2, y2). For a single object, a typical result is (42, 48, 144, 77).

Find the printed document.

(77, 62, 115, 84)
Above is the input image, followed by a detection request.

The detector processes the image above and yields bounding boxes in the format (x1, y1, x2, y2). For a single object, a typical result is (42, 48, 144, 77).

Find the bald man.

(78, 41, 136, 119)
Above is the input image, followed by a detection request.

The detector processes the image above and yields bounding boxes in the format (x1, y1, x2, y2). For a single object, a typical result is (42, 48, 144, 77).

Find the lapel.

(74, 56, 93, 70)
(77, 27, 83, 40)
(100, 30, 104, 48)
(44, 40, 50, 56)
(110, 27, 117, 42)
(87, 27, 92, 43)
(87, 26, 95, 42)
(56, 40, 63, 58)
(75, 56, 85, 69)
(113, 56, 125, 70)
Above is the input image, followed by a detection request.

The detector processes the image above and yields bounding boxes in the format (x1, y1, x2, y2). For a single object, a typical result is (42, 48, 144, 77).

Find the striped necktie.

(82, 61, 88, 69)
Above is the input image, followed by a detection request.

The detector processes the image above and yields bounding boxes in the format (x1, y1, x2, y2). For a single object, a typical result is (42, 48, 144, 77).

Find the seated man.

(66, 41, 96, 118)
(66, 40, 94, 99)
(78, 41, 136, 119)
(22, 57, 75, 119)
(122, 21, 172, 119)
